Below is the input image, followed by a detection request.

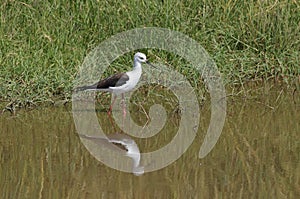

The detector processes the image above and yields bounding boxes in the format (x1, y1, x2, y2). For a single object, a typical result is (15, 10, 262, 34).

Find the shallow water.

(0, 88, 299, 198)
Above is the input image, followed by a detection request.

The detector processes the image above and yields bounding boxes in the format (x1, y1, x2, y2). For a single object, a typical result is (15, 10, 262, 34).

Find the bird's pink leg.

(121, 93, 126, 129)
(122, 93, 126, 118)
(107, 95, 117, 116)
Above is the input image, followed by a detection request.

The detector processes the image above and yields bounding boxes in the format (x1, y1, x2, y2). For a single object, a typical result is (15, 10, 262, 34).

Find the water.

(0, 88, 299, 198)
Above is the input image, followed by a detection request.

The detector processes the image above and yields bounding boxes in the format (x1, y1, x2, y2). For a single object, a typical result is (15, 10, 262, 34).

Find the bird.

(76, 52, 155, 118)
(79, 133, 144, 176)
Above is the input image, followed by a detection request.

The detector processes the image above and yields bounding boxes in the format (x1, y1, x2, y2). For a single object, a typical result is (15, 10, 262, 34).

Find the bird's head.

(134, 52, 157, 68)
(134, 52, 147, 63)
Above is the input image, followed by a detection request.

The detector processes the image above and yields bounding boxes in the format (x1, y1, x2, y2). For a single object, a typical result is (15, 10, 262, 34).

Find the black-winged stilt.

(76, 52, 155, 117)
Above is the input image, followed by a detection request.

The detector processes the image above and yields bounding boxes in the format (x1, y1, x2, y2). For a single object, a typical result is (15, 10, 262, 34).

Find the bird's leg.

(107, 95, 117, 116)
(121, 93, 126, 129)
(122, 93, 126, 118)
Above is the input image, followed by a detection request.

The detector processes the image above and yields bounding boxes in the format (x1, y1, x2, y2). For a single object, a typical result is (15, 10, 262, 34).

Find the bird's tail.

(73, 85, 96, 92)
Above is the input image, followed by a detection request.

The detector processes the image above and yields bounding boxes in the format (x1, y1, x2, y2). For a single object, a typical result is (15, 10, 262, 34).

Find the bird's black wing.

(96, 72, 129, 89)
(75, 73, 129, 91)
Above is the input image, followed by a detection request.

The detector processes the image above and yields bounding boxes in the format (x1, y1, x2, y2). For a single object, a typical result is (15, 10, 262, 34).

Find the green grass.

(0, 0, 299, 110)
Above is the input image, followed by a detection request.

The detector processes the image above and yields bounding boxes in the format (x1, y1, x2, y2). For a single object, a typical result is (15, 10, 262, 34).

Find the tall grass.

(0, 0, 299, 109)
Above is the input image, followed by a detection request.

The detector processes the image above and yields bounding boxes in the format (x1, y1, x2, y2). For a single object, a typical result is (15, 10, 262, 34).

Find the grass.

(0, 0, 299, 110)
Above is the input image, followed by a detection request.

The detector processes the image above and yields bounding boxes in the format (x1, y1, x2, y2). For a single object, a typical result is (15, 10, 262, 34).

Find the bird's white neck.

(132, 61, 142, 74)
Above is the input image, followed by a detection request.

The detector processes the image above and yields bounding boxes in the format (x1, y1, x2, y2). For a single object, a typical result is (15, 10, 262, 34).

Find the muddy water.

(0, 88, 299, 198)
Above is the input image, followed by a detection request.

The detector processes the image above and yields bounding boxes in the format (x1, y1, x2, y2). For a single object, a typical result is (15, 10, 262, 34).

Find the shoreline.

(1, 80, 299, 114)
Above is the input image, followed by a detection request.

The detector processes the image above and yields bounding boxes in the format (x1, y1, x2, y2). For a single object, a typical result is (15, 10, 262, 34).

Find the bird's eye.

(138, 56, 144, 60)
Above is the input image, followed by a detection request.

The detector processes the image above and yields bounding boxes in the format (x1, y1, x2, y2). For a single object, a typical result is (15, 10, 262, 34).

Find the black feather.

(75, 72, 129, 91)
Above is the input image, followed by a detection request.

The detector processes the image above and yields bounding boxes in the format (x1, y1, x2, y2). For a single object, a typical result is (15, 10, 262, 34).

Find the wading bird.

(76, 52, 155, 118)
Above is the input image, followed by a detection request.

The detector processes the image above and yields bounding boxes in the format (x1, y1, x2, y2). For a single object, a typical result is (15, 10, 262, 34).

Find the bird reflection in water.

(79, 133, 144, 176)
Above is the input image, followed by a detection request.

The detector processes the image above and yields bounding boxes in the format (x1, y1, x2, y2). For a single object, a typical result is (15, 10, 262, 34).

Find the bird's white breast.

(110, 67, 142, 94)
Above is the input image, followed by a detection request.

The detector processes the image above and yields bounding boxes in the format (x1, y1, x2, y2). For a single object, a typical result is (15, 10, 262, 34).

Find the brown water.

(0, 88, 299, 198)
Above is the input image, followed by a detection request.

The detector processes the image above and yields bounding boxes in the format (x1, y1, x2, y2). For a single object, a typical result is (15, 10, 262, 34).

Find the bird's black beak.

(146, 61, 157, 69)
